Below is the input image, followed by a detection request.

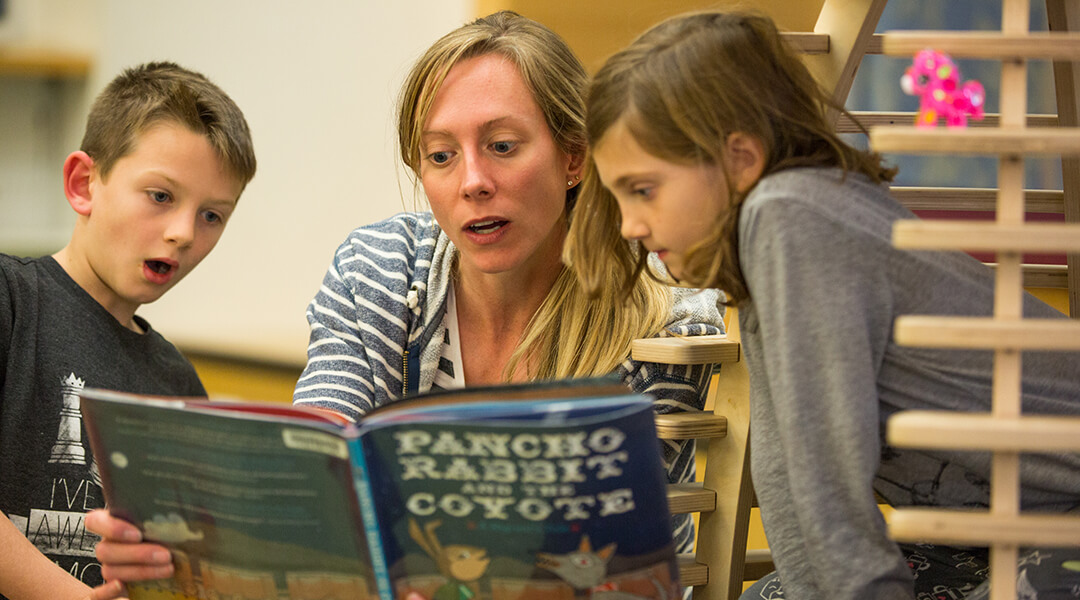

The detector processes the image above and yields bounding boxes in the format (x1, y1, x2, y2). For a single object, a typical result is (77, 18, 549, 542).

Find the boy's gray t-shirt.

(0, 254, 205, 591)
(736, 168, 1080, 600)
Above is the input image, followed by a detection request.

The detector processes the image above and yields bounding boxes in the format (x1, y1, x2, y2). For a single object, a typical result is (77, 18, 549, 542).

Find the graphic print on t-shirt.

(49, 372, 88, 465)
(13, 372, 104, 584)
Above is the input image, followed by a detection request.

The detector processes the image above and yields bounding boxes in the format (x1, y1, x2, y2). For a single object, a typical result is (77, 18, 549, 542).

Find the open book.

(79, 379, 680, 600)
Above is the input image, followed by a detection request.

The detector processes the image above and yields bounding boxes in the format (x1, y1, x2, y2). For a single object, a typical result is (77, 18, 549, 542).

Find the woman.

(88, 11, 723, 591)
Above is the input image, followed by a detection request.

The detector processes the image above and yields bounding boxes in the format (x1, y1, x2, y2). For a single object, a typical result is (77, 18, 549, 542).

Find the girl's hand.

(85, 510, 174, 582)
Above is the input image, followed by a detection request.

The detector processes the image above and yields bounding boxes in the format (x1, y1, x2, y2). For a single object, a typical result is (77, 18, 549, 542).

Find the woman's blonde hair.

(397, 11, 671, 380)
(567, 11, 895, 306)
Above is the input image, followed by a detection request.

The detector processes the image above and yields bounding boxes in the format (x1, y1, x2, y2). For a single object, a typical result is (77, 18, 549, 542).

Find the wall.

(0, 0, 472, 367)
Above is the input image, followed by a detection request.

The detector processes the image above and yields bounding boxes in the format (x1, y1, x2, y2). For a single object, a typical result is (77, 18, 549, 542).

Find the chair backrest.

(636, 308, 761, 600)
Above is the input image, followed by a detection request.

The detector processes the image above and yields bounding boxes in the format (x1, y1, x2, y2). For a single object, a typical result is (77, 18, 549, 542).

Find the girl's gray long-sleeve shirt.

(737, 168, 1080, 600)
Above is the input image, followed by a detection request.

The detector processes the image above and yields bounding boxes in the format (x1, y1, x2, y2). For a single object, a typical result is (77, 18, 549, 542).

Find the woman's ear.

(63, 151, 96, 216)
(566, 147, 586, 184)
(723, 132, 766, 193)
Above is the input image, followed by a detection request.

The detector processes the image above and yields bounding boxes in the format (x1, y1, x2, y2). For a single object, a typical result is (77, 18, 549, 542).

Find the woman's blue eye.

(491, 141, 515, 154)
(149, 190, 171, 203)
(202, 211, 222, 224)
(429, 151, 451, 164)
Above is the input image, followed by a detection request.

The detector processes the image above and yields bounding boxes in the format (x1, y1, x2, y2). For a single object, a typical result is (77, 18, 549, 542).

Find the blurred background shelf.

(0, 46, 90, 78)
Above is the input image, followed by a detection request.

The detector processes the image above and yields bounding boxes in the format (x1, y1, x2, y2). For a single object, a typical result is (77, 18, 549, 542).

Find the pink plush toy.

(901, 49, 985, 128)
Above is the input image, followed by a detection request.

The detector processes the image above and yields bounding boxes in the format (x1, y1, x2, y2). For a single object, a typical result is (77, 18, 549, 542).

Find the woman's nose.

(460, 152, 494, 200)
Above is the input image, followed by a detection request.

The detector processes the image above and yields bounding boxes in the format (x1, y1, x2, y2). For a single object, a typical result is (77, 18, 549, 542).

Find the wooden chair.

(637, 308, 771, 600)
(864, 1, 1080, 598)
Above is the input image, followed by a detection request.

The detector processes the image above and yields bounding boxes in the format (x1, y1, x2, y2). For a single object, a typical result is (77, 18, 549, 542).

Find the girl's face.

(591, 118, 729, 281)
(418, 53, 580, 281)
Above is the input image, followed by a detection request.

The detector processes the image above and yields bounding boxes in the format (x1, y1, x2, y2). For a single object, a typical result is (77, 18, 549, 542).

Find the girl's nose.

(620, 212, 649, 240)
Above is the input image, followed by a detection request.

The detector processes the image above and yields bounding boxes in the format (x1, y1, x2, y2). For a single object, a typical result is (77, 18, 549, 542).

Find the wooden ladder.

(866, 1, 1080, 599)
(638, 317, 756, 600)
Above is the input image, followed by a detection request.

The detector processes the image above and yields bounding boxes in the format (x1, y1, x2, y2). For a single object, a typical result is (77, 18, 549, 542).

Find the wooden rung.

(654, 412, 728, 440)
(667, 482, 716, 514)
(894, 316, 1080, 351)
(870, 126, 1080, 156)
(780, 31, 830, 54)
(888, 187, 1064, 214)
(632, 334, 740, 365)
(675, 549, 774, 585)
(1007, 264, 1068, 289)
(893, 221, 1080, 253)
(888, 411, 1080, 452)
(839, 112, 1058, 133)
(744, 549, 776, 581)
(984, 263, 1068, 289)
(865, 34, 884, 55)
(677, 554, 709, 587)
(880, 31, 1080, 60)
(889, 508, 1080, 547)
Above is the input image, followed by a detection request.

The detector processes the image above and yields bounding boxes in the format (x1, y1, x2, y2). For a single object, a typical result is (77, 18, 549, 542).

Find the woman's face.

(419, 53, 579, 281)
(592, 118, 728, 281)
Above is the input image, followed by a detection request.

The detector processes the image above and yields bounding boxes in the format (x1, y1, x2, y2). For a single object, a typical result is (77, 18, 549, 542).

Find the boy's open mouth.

(146, 260, 173, 274)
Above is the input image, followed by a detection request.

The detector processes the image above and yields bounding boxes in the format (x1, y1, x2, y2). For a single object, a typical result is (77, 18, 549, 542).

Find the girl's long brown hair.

(567, 11, 895, 306)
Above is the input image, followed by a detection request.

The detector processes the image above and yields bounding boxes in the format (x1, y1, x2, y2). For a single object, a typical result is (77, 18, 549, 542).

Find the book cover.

(80, 380, 680, 600)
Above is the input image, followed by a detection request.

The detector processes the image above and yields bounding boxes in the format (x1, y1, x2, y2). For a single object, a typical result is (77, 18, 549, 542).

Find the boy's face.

(75, 122, 241, 324)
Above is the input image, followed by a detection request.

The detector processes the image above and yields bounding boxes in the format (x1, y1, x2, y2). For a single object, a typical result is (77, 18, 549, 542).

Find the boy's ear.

(63, 151, 96, 216)
(723, 132, 766, 193)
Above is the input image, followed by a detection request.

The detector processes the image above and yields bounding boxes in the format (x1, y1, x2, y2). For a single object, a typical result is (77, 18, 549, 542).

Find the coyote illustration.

(536, 535, 670, 600)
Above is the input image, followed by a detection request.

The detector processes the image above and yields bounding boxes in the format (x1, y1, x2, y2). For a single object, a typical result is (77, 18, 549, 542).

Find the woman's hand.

(85, 510, 174, 582)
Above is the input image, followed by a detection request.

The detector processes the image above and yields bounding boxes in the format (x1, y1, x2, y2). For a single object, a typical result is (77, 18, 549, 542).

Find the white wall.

(2, 0, 471, 366)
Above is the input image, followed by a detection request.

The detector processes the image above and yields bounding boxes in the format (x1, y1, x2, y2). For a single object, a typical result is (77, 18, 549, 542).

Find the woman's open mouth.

(467, 219, 508, 234)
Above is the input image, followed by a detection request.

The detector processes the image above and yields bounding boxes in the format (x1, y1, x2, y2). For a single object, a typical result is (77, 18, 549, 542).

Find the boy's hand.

(85, 510, 174, 582)
(85, 579, 127, 600)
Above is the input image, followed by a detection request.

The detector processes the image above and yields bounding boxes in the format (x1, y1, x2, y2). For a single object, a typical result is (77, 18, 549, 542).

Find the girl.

(87, 11, 722, 591)
(566, 10, 1080, 600)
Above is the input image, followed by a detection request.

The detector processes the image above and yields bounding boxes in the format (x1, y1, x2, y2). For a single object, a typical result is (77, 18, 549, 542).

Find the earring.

(567, 180, 574, 187)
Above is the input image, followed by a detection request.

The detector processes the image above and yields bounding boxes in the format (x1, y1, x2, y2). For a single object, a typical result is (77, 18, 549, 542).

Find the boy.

(0, 61, 256, 599)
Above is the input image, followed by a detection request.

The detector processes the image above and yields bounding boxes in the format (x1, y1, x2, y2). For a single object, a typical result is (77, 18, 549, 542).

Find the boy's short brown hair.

(81, 61, 256, 190)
